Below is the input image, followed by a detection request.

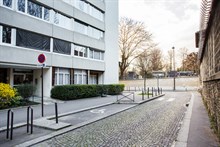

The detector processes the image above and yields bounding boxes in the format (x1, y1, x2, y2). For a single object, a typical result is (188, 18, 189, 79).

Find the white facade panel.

(104, 0, 119, 84)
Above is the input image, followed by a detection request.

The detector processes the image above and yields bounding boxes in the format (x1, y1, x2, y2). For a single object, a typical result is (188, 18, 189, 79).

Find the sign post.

(38, 54, 46, 117)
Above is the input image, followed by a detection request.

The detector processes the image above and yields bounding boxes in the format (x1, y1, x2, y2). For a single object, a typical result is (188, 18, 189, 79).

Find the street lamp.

(172, 46, 176, 91)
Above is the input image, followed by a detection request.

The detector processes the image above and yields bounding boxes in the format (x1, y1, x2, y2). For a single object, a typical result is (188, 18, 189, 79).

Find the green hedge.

(51, 84, 124, 100)
(16, 84, 36, 100)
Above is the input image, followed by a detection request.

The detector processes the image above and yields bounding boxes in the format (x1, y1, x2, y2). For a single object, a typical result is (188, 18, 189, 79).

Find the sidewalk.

(175, 92, 219, 147)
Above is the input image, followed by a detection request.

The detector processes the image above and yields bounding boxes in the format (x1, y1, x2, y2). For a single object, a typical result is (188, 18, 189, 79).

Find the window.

(44, 8, 50, 21)
(74, 45, 87, 57)
(16, 29, 50, 51)
(54, 12, 59, 24)
(2, 26, 11, 44)
(13, 69, 33, 85)
(90, 74, 97, 84)
(54, 68, 70, 85)
(16, 0, 50, 21)
(17, 0, 25, 12)
(74, 70, 87, 84)
(74, 21, 87, 35)
(53, 38, 71, 55)
(53, 11, 71, 29)
(75, 0, 88, 13)
(89, 49, 93, 59)
(3, 0, 12, 8)
(89, 49, 104, 60)
(94, 50, 100, 60)
(27, 1, 42, 19)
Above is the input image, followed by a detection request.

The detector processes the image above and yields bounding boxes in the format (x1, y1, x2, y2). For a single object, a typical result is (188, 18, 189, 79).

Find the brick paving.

(34, 92, 190, 147)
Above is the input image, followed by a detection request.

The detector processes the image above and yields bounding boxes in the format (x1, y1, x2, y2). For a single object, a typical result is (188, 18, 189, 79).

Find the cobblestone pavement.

(34, 92, 191, 147)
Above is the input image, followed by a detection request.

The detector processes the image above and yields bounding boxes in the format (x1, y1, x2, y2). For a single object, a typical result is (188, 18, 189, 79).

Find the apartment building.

(0, 0, 119, 97)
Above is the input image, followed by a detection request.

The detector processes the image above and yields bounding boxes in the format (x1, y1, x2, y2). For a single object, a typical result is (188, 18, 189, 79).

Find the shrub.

(0, 83, 20, 109)
(16, 84, 36, 100)
(51, 84, 125, 100)
(106, 84, 125, 95)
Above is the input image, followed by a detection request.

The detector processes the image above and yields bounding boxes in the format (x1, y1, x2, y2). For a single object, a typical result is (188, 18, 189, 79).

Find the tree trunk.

(144, 71, 146, 92)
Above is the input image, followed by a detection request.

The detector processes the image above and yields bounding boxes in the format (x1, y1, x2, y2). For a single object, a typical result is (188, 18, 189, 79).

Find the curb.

(173, 93, 194, 147)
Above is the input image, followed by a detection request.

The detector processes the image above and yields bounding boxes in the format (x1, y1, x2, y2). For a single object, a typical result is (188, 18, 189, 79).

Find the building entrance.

(0, 68, 7, 83)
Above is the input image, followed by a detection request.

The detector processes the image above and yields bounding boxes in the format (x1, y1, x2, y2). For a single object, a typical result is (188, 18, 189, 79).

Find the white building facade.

(0, 0, 119, 97)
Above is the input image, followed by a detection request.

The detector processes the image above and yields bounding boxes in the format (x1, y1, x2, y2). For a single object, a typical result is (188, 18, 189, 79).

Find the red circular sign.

(38, 54, 46, 64)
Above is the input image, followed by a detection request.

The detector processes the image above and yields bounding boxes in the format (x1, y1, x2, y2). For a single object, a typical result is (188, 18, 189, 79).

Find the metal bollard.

(152, 87, 154, 97)
(158, 87, 160, 94)
(6, 109, 14, 140)
(148, 87, 149, 99)
(161, 88, 163, 94)
(55, 103, 58, 124)
(27, 106, 33, 134)
(142, 89, 144, 100)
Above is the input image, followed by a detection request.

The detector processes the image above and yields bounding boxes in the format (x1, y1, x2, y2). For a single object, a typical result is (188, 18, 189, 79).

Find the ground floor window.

(89, 74, 98, 84)
(74, 70, 87, 84)
(13, 69, 33, 85)
(54, 68, 70, 85)
(0, 68, 8, 83)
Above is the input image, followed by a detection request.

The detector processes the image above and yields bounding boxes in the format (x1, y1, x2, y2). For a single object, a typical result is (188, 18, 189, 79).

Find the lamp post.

(172, 46, 176, 91)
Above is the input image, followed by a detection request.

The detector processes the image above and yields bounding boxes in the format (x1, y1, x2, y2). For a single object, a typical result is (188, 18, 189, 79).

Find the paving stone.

(33, 93, 190, 147)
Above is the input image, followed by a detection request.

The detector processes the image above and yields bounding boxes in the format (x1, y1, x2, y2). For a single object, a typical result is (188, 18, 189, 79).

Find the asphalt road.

(33, 92, 191, 147)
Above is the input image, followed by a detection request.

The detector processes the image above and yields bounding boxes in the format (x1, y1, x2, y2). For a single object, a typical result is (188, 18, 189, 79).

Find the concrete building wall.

(104, 0, 119, 84)
(0, 0, 119, 97)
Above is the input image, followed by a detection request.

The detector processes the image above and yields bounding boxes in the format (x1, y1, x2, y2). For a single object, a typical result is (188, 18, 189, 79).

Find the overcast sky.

(119, 0, 201, 58)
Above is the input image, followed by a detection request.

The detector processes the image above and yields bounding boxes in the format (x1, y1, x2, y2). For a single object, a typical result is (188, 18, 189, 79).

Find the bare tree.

(119, 17, 152, 79)
(150, 48, 163, 71)
(136, 49, 151, 91)
(179, 47, 188, 71)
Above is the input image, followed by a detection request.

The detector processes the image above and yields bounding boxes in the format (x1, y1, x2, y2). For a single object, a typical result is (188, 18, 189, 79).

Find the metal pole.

(41, 66, 44, 117)
(142, 89, 144, 100)
(147, 87, 149, 99)
(10, 111, 13, 140)
(172, 47, 176, 91)
(27, 107, 29, 133)
(6, 109, 10, 139)
(31, 108, 33, 134)
(152, 87, 154, 97)
(55, 103, 58, 124)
